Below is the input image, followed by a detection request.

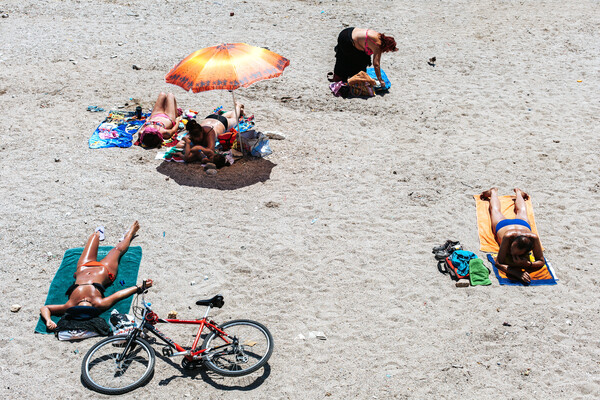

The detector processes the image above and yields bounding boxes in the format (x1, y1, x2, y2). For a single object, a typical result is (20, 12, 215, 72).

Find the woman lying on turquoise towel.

(480, 187, 545, 284)
(40, 221, 152, 330)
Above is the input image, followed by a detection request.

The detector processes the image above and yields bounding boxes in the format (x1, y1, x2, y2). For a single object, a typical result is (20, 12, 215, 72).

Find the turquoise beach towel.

(35, 246, 142, 334)
(367, 67, 391, 90)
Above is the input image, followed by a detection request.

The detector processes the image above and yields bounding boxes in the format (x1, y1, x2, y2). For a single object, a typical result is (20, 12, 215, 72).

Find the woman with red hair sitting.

(331, 28, 398, 86)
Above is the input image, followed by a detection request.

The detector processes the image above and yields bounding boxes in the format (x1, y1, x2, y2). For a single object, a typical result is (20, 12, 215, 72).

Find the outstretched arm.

(98, 279, 153, 310)
(40, 304, 70, 330)
(524, 233, 545, 269)
(373, 51, 383, 84)
(496, 232, 515, 265)
(163, 118, 182, 139)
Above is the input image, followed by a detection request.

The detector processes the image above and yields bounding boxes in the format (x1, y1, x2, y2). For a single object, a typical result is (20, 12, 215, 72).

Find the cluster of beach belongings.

(89, 106, 273, 162)
(329, 67, 391, 98)
(433, 240, 491, 286)
(159, 106, 272, 163)
(54, 309, 135, 341)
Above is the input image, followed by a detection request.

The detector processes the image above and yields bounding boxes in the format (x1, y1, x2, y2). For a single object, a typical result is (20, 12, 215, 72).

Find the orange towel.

(473, 194, 543, 252)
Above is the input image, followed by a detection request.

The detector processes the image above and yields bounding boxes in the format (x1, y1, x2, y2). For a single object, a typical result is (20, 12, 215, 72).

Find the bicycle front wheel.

(202, 319, 273, 377)
(81, 334, 155, 395)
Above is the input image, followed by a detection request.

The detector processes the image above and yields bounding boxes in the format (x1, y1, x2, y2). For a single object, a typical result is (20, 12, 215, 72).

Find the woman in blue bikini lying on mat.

(480, 188, 545, 284)
(40, 221, 152, 330)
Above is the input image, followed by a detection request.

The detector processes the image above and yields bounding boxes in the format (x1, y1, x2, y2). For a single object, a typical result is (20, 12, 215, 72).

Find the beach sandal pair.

(432, 240, 462, 261)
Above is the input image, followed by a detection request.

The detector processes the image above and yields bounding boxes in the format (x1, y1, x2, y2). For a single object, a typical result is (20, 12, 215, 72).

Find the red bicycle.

(81, 288, 273, 395)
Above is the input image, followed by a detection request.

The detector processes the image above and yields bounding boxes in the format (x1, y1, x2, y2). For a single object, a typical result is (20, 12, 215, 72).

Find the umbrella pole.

(231, 91, 243, 156)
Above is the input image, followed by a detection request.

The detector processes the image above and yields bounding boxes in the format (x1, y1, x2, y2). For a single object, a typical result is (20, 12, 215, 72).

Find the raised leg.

(150, 92, 168, 115)
(513, 188, 530, 222)
(78, 231, 101, 267)
(222, 102, 244, 128)
(99, 221, 140, 277)
(480, 187, 505, 233)
(163, 93, 178, 125)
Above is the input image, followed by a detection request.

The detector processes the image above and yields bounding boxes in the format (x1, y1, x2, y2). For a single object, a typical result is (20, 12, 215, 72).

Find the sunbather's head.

(213, 153, 230, 169)
(511, 235, 534, 256)
(140, 126, 163, 148)
(186, 119, 203, 141)
(379, 34, 398, 53)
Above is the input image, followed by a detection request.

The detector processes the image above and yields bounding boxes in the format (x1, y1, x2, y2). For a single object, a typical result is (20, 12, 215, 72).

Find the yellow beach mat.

(473, 194, 542, 253)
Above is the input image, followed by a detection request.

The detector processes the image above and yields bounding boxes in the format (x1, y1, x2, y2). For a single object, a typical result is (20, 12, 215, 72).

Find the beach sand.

(0, 0, 599, 398)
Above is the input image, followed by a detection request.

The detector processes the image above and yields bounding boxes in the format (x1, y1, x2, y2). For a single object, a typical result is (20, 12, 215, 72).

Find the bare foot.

(514, 188, 529, 201)
(127, 221, 140, 238)
(235, 102, 245, 118)
(480, 187, 498, 201)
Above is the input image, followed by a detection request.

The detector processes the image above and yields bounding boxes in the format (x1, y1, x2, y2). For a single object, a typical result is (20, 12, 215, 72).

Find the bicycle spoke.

(83, 337, 155, 394)
(202, 320, 273, 376)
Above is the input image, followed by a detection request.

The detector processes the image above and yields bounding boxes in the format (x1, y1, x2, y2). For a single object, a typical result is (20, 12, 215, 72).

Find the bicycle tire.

(81, 334, 155, 395)
(201, 319, 273, 377)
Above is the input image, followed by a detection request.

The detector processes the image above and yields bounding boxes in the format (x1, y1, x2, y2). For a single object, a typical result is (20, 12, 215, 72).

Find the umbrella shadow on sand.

(156, 158, 276, 190)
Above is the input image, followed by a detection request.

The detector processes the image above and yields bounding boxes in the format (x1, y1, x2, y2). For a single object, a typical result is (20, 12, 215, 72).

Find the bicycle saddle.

(196, 294, 224, 308)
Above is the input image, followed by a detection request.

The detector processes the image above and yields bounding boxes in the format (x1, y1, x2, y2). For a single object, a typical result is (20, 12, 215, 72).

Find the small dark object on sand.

(230, 12, 234, 16)
(428, 57, 436, 66)
(132, 65, 141, 70)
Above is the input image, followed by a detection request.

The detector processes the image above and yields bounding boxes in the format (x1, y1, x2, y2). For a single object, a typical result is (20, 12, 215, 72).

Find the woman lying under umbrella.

(177, 102, 244, 167)
(40, 221, 152, 331)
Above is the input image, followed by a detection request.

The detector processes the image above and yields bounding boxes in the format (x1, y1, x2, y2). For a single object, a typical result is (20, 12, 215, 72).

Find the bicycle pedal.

(162, 347, 174, 357)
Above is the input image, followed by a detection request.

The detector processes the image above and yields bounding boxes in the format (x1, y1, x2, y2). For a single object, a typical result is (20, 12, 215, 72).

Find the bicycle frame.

(119, 294, 234, 363)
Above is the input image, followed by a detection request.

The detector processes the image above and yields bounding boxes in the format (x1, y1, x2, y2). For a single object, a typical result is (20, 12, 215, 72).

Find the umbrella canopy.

(165, 43, 290, 93)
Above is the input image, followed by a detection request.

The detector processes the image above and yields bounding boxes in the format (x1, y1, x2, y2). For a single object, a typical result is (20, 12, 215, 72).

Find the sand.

(0, 0, 599, 398)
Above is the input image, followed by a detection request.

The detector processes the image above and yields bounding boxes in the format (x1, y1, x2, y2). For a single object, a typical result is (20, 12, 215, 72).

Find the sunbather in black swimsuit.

(205, 114, 229, 130)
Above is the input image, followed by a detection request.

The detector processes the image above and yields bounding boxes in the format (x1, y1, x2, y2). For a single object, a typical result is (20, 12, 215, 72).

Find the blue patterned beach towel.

(89, 110, 149, 149)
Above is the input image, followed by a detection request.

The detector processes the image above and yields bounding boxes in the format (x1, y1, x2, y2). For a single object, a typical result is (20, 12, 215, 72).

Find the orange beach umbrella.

(165, 43, 290, 93)
(165, 43, 290, 154)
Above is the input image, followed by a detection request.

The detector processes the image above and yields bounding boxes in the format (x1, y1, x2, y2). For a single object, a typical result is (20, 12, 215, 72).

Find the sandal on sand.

(95, 226, 105, 241)
(432, 240, 461, 253)
(327, 72, 335, 82)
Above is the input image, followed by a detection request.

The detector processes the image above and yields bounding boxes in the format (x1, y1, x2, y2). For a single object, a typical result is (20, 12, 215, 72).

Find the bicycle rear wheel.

(81, 334, 155, 395)
(201, 319, 273, 377)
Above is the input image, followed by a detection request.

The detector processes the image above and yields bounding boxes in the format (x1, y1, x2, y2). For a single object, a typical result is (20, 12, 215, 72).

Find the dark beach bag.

(438, 257, 470, 281)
